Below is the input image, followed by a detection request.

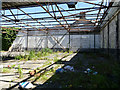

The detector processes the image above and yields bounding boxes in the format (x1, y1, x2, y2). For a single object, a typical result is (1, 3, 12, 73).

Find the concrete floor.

(1, 51, 118, 89)
(0, 52, 76, 89)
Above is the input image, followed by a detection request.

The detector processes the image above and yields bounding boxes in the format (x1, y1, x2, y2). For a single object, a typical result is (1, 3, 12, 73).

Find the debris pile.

(56, 65, 74, 73)
(64, 65, 74, 72)
(56, 68, 64, 73)
(19, 82, 34, 89)
(84, 67, 98, 75)
(29, 70, 36, 76)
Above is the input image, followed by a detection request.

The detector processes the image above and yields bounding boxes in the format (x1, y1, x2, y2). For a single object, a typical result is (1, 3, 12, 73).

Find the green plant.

(36, 51, 42, 58)
(61, 50, 64, 53)
(18, 65, 23, 78)
(37, 67, 40, 70)
(2, 68, 10, 73)
(41, 75, 49, 80)
(54, 57, 59, 62)
(2, 27, 19, 51)
(50, 68, 55, 73)
(41, 48, 53, 54)
(15, 55, 22, 60)
(69, 50, 73, 54)
(28, 50, 36, 60)
(39, 57, 45, 60)
(56, 54, 59, 57)
(24, 55, 29, 61)
(57, 51, 60, 53)
(64, 51, 68, 54)
(34, 56, 38, 60)
(10, 64, 16, 69)
(42, 52, 47, 57)
(14, 48, 54, 61)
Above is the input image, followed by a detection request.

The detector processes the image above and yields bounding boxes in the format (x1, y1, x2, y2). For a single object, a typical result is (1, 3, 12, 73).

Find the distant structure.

(9, 12, 100, 52)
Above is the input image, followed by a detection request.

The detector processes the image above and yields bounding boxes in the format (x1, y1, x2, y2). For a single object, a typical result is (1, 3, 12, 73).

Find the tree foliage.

(2, 27, 19, 51)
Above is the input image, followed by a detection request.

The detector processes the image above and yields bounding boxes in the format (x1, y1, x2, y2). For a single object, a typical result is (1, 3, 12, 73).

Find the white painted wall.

(10, 29, 100, 51)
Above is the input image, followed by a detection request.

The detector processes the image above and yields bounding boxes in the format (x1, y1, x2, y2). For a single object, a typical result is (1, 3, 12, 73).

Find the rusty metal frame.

(54, 3, 71, 49)
(98, 1, 114, 27)
(49, 3, 69, 49)
(3, 8, 66, 50)
(17, 7, 67, 50)
(1, 1, 118, 51)
(4, 7, 105, 17)
(39, 2, 71, 50)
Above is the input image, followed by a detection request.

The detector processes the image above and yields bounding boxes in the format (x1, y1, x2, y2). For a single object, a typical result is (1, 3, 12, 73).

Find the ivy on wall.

(2, 27, 19, 51)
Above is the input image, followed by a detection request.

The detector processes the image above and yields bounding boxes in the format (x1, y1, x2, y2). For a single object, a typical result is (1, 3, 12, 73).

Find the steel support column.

(55, 3, 71, 51)
(107, 17, 109, 55)
(69, 30, 70, 51)
(94, 31, 96, 52)
(103, 29, 104, 49)
(116, 13, 119, 61)
(26, 29, 28, 51)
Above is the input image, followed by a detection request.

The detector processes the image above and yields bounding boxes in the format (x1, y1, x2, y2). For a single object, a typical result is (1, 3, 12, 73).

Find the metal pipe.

(3, 7, 105, 17)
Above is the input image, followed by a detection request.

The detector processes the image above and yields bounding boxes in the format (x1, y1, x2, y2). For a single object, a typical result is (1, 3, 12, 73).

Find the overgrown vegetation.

(11, 48, 73, 61)
(2, 27, 19, 51)
(15, 48, 54, 60)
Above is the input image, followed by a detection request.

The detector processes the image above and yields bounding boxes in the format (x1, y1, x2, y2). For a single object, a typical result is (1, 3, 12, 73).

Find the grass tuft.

(2, 68, 10, 73)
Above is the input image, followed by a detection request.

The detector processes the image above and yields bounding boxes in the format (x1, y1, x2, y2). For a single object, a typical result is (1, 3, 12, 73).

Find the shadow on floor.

(7, 50, 120, 89)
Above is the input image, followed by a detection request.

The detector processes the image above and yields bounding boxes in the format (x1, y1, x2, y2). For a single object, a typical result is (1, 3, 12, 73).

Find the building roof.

(2, 2, 65, 9)
(1, 0, 114, 33)
(1, 0, 91, 9)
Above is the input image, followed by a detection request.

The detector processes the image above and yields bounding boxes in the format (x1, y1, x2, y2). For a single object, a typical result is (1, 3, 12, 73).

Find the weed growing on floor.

(13, 48, 71, 61)
(14, 48, 53, 60)
(43, 48, 53, 53)
(15, 55, 23, 60)
(69, 50, 73, 55)
(53, 57, 59, 62)
(28, 50, 36, 60)
(10, 64, 16, 69)
(24, 55, 29, 61)
(2, 68, 10, 73)
(33, 65, 60, 83)
(64, 51, 68, 54)
(36, 51, 42, 58)
(18, 65, 23, 79)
